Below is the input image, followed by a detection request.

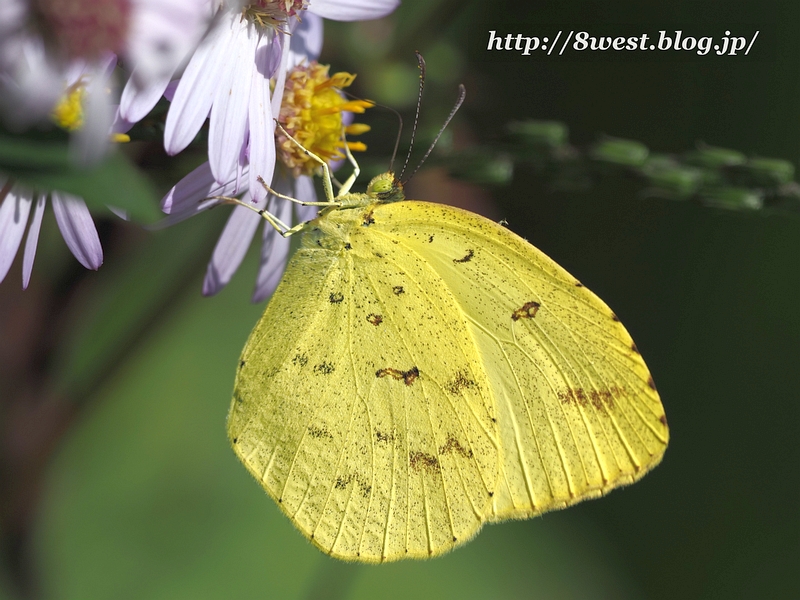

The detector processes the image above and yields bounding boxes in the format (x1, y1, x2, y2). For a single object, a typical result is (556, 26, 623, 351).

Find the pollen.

(276, 62, 373, 178)
(52, 80, 130, 144)
(52, 84, 86, 131)
(243, 0, 309, 31)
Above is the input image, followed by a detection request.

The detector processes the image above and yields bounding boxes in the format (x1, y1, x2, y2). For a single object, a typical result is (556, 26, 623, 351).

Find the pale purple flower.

(160, 161, 317, 301)
(0, 0, 214, 163)
(118, 0, 218, 122)
(159, 0, 398, 205)
(0, 0, 64, 130)
(57, 54, 121, 166)
(0, 179, 103, 288)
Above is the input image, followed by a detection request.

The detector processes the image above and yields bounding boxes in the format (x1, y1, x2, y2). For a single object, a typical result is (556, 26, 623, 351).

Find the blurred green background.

(1, 0, 798, 598)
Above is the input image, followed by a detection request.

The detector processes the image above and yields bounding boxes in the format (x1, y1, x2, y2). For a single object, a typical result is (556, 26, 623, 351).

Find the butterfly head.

(366, 172, 405, 203)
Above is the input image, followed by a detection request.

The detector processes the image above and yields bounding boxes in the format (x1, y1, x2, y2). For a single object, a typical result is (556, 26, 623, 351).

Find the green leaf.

(590, 137, 649, 167)
(506, 120, 569, 149)
(700, 186, 764, 210)
(0, 134, 160, 223)
(684, 144, 747, 169)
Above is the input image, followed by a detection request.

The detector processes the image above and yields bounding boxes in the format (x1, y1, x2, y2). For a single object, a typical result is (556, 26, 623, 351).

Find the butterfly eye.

(366, 173, 404, 202)
(366, 173, 395, 195)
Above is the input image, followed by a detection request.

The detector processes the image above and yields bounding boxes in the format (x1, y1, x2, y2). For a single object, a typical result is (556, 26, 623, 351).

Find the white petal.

(72, 63, 115, 166)
(160, 161, 249, 222)
(269, 32, 291, 119)
(309, 0, 399, 21)
(119, 68, 171, 123)
(0, 35, 63, 129)
(164, 79, 179, 101)
(22, 192, 46, 288)
(51, 192, 103, 270)
(289, 12, 323, 65)
(208, 18, 256, 184)
(202, 198, 262, 296)
(248, 31, 278, 205)
(0, 185, 32, 284)
(294, 174, 319, 222)
(252, 190, 292, 302)
(0, 0, 26, 38)
(163, 13, 233, 155)
(124, 0, 212, 91)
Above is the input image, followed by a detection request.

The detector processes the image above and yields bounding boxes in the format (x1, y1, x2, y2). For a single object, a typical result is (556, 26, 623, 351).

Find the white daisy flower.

(0, 0, 214, 163)
(0, 180, 103, 288)
(159, 0, 398, 205)
(161, 60, 372, 301)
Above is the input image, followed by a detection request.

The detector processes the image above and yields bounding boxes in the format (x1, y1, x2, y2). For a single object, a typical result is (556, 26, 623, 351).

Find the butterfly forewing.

(230, 218, 500, 562)
(370, 201, 669, 521)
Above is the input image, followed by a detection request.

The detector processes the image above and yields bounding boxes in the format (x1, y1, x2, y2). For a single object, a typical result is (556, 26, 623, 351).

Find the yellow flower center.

(242, 0, 309, 31)
(52, 84, 86, 131)
(52, 80, 130, 143)
(276, 62, 373, 178)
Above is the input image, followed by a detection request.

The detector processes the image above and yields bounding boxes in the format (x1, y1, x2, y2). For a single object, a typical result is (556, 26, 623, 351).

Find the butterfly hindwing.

(230, 227, 500, 562)
(368, 201, 669, 521)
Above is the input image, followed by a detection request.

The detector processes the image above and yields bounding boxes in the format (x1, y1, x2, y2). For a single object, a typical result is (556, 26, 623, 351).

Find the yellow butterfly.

(226, 96, 668, 564)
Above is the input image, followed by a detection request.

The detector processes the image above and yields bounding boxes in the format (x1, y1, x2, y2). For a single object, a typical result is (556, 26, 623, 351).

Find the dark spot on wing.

(559, 386, 626, 409)
(392, 285, 405, 295)
(512, 301, 541, 321)
(428, 235, 434, 243)
(648, 376, 657, 391)
(329, 291, 344, 303)
(659, 414, 668, 426)
(453, 249, 474, 263)
(376, 366, 419, 386)
(362, 209, 375, 225)
(375, 430, 395, 443)
(452, 536, 457, 542)
(575, 281, 584, 287)
(446, 370, 476, 394)
(308, 425, 334, 440)
(631, 343, 639, 354)
(409, 451, 440, 474)
(316, 240, 323, 247)
(374, 251, 384, 258)
(293, 353, 308, 367)
(367, 313, 383, 326)
(334, 473, 371, 497)
(344, 242, 352, 250)
(439, 436, 474, 459)
(611, 313, 620, 322)
(314, 362, 335, 375)
(239, 360, 246, 369)
(488, 491, 494, 497)
(232, 437, 238, 443)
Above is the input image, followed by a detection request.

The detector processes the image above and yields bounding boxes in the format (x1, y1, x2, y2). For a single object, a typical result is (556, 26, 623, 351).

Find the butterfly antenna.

(341, 89, 403, 175)
(388, 108, 403, 175)
(400, 83, 466, 186)
(397, 51, 427, 183)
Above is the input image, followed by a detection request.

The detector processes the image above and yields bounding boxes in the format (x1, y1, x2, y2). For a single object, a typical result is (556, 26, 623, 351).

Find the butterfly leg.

(273, 120, 337, 205)
(207, 194, 301, 237)
(335, 136, 360, 197)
